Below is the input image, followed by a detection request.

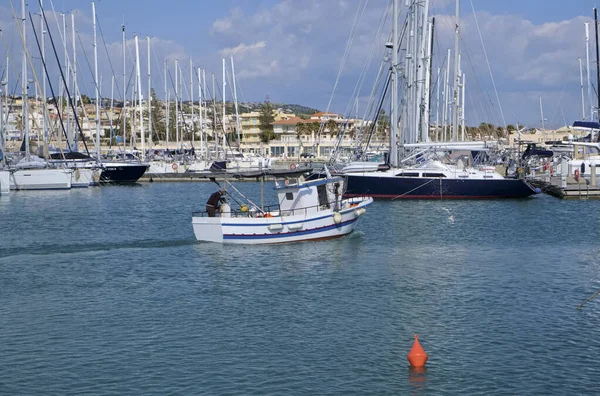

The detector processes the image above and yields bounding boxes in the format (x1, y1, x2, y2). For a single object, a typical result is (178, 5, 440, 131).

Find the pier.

(529, 175, 600, 199)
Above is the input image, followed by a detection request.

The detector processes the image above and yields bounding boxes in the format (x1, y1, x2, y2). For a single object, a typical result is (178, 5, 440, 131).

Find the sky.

(2, 0, 600, 128)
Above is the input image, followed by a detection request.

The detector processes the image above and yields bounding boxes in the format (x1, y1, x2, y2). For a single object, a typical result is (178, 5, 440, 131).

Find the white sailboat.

(10, 0, 73, 190)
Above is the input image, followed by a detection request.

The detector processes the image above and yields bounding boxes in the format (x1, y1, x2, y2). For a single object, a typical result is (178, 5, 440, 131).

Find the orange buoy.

(407, 334, 428, 367)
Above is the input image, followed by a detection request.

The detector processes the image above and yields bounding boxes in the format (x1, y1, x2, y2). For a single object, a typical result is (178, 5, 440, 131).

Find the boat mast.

(122, 24, 126, 154)
(231, 57, 241, 145)
(71, 12, 78, 150)
(580, 58, 586, 120)
(63, 14, 71, 148)
(190, 58, 194, 148)
(442, 49, 450, 142)
(539, 96, 545, 131)
(451, 0, 460, 141)
(461, 73, 466, 140)
(198, 67, 203, 156)
(222, 58, 227, 154)
(40, 0, 47, 144)
(595, 8, 600, 121)
(175, 59, 179, 148)
(135, 35, 144, 161)
(147, 36, 152, 154)
(203, 69, 208, 157)
(389, 0, 398, 167)
(21, 0, 30, 160)
(420, 4, 432, 143)
(212, 73, 217, 158)
(92, 2, 100, 161)
(164, 60, 169, 149)
(586, 23, 593, 120)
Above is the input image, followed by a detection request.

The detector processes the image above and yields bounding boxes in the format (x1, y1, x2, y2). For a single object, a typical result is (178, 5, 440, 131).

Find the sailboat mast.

(586, 23, 593, 119)
(63, 14, 71, 147)
(231, 57, 241, 145)
(40, 1, 47, 144)
(203, 69, 208, 156)
(71, 12, 78, 150)
(539, 96, 545, 131)
(21, 0, 30, 159)
(222, 58, 227, 154)
(122, 24, 126, 154)
(451, 0, 460, 141)
(389, 0, 398, 167)
(579, 58, 586, 120)
(190, 58, 194, 147)
(92, 2, 100, 160)
(147, 36, 152, 153)
(595, 8, 600, 121)
(198, 67, 203, 155)
(175, 59, 179, 147)
(135, 36, 144, 161)
(164, 60, 169, 149)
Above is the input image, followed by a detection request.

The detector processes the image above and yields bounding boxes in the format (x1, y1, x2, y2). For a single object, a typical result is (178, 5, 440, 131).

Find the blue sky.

(2, 0, 600, 127)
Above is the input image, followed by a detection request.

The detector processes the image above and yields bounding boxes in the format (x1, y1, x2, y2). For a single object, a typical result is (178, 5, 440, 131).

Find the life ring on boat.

(172, 163, 178, 171)
(290, 163, 297, 171)
(543, 162, 549, 171)
(574, 169, 580, 181)
(263, 213, 273, 218)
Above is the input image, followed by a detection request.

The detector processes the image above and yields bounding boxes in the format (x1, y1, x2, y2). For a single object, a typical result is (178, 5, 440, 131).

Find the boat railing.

(192, 197, 365, 219)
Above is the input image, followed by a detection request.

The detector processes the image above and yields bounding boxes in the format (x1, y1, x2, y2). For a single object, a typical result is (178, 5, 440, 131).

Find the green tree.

(376, 109, 389, 140)
(325, 119, 339, 138)
(80, 94, 92, 105)
(150, 89, 165, 142)
(258, 97, 276, 143)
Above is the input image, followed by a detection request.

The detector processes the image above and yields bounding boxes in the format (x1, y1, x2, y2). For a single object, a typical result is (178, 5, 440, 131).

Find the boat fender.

(268, 223, 283, 231)
(333, 212, 342, 224)
(354, 208, 366, 217)
(534, 188, 542, 194)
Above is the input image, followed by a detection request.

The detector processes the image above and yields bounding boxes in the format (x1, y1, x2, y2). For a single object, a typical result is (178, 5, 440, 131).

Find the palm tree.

(325, 119, 339, 140)
(295, 121, 308, 157)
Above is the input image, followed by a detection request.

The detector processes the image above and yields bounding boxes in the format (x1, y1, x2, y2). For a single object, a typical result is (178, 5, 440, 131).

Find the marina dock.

(529, 175, 600, 199)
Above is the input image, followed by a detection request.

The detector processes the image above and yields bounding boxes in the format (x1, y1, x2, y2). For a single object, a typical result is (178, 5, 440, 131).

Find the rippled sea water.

(1, 182, 600, 395)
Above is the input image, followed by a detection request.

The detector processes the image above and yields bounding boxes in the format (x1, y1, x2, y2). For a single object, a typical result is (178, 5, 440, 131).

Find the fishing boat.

(191, 174, 373, 244)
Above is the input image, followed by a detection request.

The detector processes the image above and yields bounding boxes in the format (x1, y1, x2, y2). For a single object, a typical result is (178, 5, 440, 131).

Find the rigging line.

(36, 0, 90, 154)
(468, 0, 506, 130)
(319, 0, 369, 137)
(9, 0, 63, 145)
(96, 16, 123, 101)
(28, 11, 73, 151)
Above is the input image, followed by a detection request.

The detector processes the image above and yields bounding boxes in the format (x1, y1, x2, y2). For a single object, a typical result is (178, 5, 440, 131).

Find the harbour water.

(1, 183, 600, 394)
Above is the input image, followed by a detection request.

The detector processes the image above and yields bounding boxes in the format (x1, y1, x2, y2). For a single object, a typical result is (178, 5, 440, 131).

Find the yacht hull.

(9, 169, 72, 190)
(345, 174, 537, 199)
(99, 163, 148, 184)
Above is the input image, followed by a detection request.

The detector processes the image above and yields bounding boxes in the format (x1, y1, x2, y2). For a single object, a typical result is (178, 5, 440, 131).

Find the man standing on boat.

(206, 188, 226, 217)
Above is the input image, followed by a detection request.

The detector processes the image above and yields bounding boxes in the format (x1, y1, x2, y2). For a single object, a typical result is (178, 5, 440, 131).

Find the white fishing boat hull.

(192, 197, 372, 244)
(0, 171, 9, 194)
(10, 168, 72, 190)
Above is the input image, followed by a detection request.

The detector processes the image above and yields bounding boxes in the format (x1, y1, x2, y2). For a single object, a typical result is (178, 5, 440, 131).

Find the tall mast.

(586, 23, 593, 120)
(212, 73, 217, 157)
(135, 36, 144, 161)
(580, 58, 586, 120)
(147, 36, 152, 153)
(122, 24, 126, 154)
(63, 13, 71, 147)
(198, 67, 203, 155)
(175, 58, 179, 147)
(442, 49, 451, 142)
(71, 12, 77, 150)
(164, 60, 169, 149)
(231, 57, 241, 145)
(203, 69, 208, 154)
(389, 0, 398, 166)
(539, 96, 545, 131)
(595, 8, 600, 121)
(92, 2, 100, 160)
(435, 67, 441, 141)
(451, 0, 460, 141)
(461, 73, 466, 140)
(222, 58, 227, 153)
(41, 1, 47, 144)
(190, 58, 194, 147)
(21, 0, 29, 159)
(421, 8, 432, 143)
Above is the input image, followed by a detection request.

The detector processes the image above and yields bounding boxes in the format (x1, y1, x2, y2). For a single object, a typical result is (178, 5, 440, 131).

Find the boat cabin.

(273, 176, 345, 216)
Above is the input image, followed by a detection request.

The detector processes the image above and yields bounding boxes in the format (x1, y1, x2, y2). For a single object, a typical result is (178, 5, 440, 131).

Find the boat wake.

(0, 239, 197, 260)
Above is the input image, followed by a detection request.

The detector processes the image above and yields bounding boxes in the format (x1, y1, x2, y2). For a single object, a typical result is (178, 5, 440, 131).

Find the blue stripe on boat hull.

(223, 217, 358, 240)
